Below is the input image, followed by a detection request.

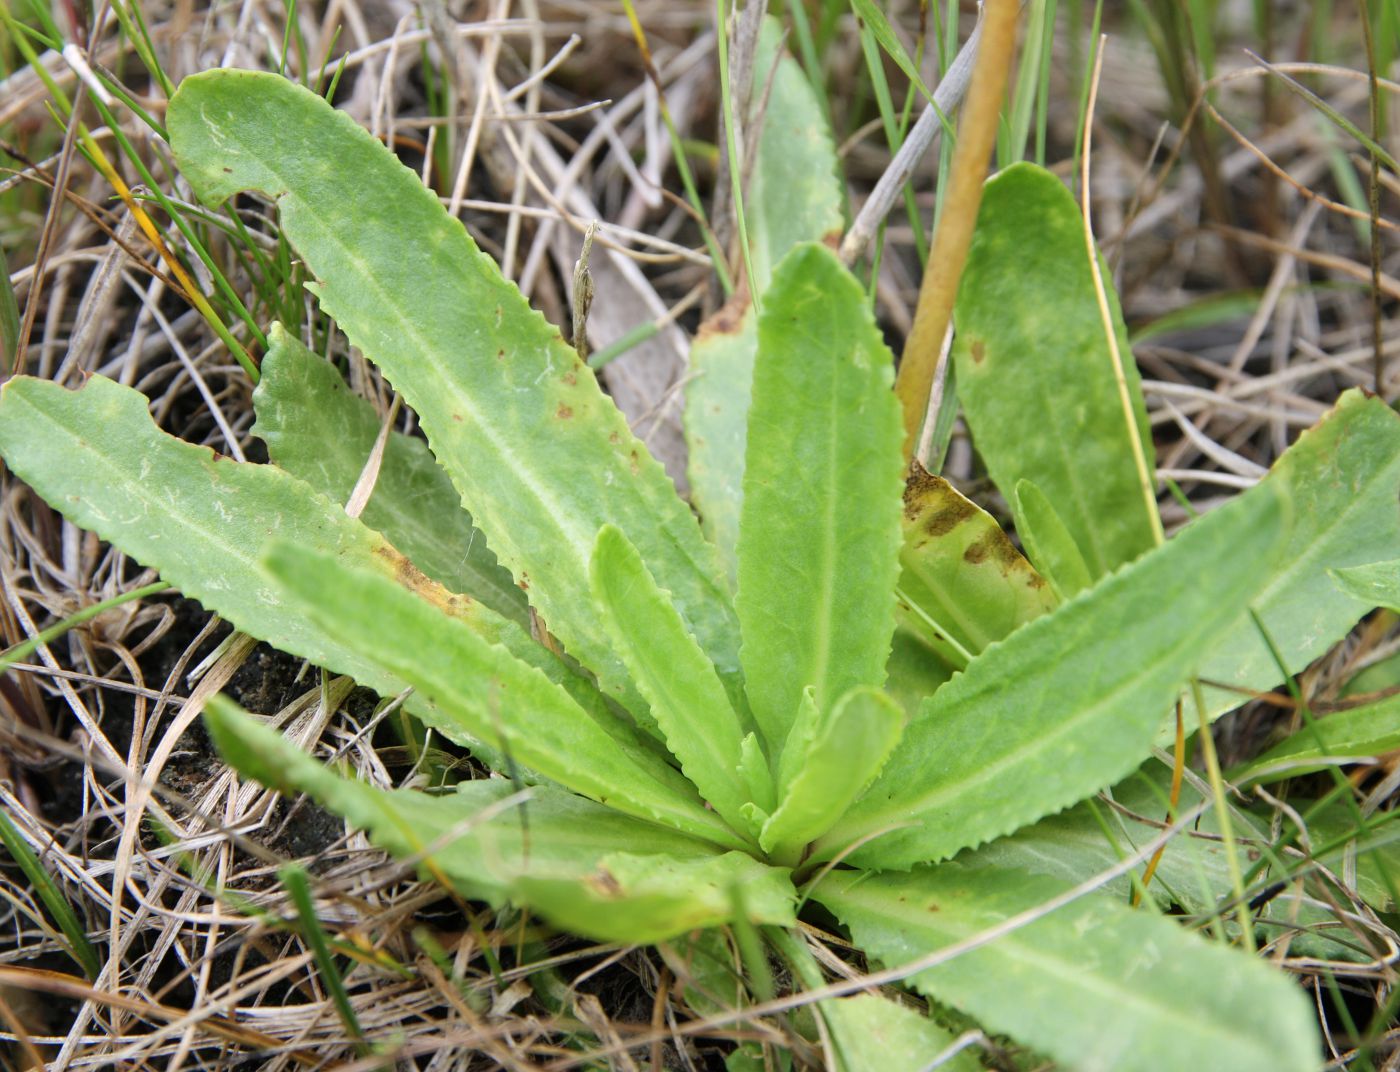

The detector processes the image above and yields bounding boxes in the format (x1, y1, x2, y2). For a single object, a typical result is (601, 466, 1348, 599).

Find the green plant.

(4, 39, 1400, 1069)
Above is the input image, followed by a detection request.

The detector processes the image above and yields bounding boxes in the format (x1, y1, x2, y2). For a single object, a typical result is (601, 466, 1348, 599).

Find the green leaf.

(687, 303, 756, 586)
(1014, 478, 1094, 600)
(0, 235, 19, 369)
(1331, 558, 1400, 611)
(814, 477, 1289, 869)
(1344, 649, 1400, 698)
(1194, 390, 1400, 723)
(168, 70, 737, 718)
(590, 524, 756, 836)
(744, 22, 845, 293)
(203, 698, 789, 942)
(736, 242, 904, 756)
(883, 629, 955, 718)
(0, 374, 509, 671)
(760, 687, 905, 864)
(0, 373, 595, 771)
(259, 541, 749, 851)
(686, 18, 843, 579)
(953, 162, 1158, 579)
(814, 865, 1319, 1072)
(515, 850, 796, 944)
(896, 463, 1056, 661)
(821, 994, 981, 1072)
(1238, 692, 1400, 783)
(776, 697, 902, 852)
(252, 325, 526, 623)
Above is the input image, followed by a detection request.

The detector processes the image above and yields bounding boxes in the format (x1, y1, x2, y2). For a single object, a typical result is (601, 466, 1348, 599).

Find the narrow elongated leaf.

(815, 866, 1318, 1072)
(736, 242, 904, 755)
(1239, 692, 1400, 782)
(1331, 558, 1400, 611)
(814, 478, 1288, 869)
(590, 524, 756, 835)
(1014, 478, 1093, 600)
(821, 994, 980, 1072)
(168, 70, 737, 717)
(0, 374, 602, 769)
(760, 687, 904, 863)
(686, 18, 843, 578)
(848, 0, 937, 105)
(744, 21, 845, 292)
(896, 463, 1056, 660)
(953, 162, 1158, 578)
(252, 325, 526, 623)
(1194, 390, 1400, 723)
(204, 699, 792, 942)
(260, 541, 748, 851)
(0, 375, 509, 667)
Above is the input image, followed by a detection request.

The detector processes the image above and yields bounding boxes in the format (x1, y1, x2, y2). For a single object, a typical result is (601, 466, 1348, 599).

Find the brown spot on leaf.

(924, 497, 978, 537)
(970, 339, 986, 364)
(451, 413, 463, 422)
(372, 542, 474, 616)
(519, 572, 530, 591)
(609, 431, 621, 444)
(556, 404, 573, 419)
(963, 537, 991, 564)
(496, 348, 505, 360)
(628, 450, 640, 475)
(695, 288, 752, 341)
(589, 869, 624, 897)
(563, 370, 577, 386)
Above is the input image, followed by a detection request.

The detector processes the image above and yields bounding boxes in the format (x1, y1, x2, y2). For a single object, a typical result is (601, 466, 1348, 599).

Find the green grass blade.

(0, 581, 170, 676)
(167, 69, 737, 720)
(259, 541, 747, 851)
(735, 243, 904, 758)
(0, 237, 19, 369)
(814, 865, 1319, 1072)
(0, 807, 100, 980)
(279, 864, 364, 1047)
(952, 163, 1159, 578)
(590, 525, 756, 836)
(252, 326, 526, 625)
(815, 475, 1288, 869)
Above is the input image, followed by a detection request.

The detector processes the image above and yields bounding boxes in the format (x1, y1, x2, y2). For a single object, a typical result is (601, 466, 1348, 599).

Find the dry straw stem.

(894, 0, 1021, 458)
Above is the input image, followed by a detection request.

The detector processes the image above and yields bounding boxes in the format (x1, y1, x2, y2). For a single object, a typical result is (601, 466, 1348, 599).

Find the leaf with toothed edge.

(167, 68, 739, 723)
(685, 17, 845, 581)
(252, 326, 527, 625)
(259, 539, 749, 851)
(813, 865, 1319, 1072)
(813, 476, 1290, 870)
(204, 698, 793, 943)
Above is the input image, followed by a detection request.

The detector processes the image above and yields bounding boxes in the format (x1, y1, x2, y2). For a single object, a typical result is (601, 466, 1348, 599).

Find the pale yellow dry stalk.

(894, 0, 1021, 460)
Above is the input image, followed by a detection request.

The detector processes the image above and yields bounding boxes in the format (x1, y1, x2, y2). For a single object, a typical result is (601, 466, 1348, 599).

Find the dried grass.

(1, 1, 1398, 1068)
